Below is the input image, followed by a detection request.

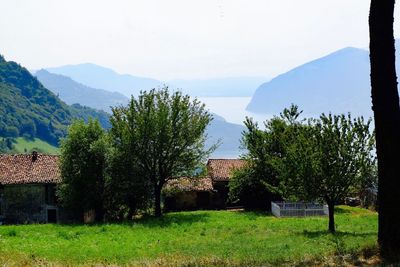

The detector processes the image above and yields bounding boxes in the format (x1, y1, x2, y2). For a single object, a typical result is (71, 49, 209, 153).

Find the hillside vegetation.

(12, 137, 59, 154)
(0, 55, 110, 147)
(0, 207, 377, 266)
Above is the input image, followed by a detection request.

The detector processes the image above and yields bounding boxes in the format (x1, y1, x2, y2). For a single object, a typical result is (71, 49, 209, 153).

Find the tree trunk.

(154, 184, 162, 217)
(327, 200, 335, 233)
(127, 196, 137, 220)
(369, 0, 400, 258)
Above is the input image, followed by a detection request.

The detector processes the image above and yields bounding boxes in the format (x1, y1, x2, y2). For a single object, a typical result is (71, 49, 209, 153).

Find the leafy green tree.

(229, 105, 302, 209)
(58, 119, 107, 222)
(282, 114, 375, 232)
(104, 140, 152, 220)
(110, 87, 214, 217)
(229, 166, 272, 209)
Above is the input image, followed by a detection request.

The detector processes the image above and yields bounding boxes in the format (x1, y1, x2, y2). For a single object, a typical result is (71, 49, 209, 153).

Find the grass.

(13, 137, 59, 154)
(0, 206, 377, 266)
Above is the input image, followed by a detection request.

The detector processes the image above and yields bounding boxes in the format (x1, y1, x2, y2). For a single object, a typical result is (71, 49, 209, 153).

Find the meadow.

(0, 206, 377, 266)
(13, 137, 59, 154)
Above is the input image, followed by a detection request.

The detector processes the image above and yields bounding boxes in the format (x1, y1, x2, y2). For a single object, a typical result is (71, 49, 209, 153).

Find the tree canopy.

(232, 105, 375, 232)
(58, 119, 107, 221)
(109, 87, 215, 216)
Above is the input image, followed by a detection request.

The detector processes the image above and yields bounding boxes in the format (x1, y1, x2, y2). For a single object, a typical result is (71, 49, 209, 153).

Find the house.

(0, 153, 248, 223)
(0, 152, 61, 224)
(163, 177, 214, 211)
(162, 159, 247, 211)
(206, 159, 247, 208)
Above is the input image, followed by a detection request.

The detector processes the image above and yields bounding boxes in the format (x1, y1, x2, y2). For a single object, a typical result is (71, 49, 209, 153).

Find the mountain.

(246, 47, 374, 117)
(0, 55, 110, 146)
(169, 77, 267, 97)
(35, 70, 129, 112)
(31, 65, 245, 157)
(206, 114, 245, 158)
(46, 63, 162, 97)
(46, 63, 267, 98)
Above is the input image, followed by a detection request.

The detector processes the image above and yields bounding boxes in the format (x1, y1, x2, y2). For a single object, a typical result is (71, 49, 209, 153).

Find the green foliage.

(282, 113, 375, 204)
(109, 87, 214, 216)
(104, 140, 152, 220)
(0, 137, 15, 153)
(229, 166, 275, 209)
(0, 55, 110, 146)
(229, 105, 303, 209)
(0, 207, 377, 265)
(234, 105, 376, 231)
(282, 113, 375, 232)
(12, 137, 59, 154)
(58, 119, 107, 221)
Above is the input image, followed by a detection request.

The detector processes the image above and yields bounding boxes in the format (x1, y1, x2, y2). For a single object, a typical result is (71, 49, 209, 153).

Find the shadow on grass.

(236, 210, 272, 220)
(300, 230, 376, 239)
(334, 207, 352, 214)
(54, 212, 211, 229)
(132, 212, 211, 228)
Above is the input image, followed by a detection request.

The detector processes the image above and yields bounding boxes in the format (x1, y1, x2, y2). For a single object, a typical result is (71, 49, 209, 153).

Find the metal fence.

(271, 201, 328, 217)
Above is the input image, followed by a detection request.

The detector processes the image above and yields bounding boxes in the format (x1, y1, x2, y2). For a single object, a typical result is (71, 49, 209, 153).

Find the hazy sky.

(1, 0, 399, 80)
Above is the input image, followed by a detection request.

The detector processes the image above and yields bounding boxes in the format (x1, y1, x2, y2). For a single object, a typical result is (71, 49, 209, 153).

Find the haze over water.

(198, 97, 272, 126)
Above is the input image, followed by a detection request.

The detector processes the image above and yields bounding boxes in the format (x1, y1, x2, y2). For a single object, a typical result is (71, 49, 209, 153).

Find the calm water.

(198, 97, 272, 126)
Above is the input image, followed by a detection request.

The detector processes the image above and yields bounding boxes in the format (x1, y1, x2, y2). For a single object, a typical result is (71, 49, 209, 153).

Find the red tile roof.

(207, 159, 247, 181)
(0, 154, 61, 185)
(164, 177, 214, 192)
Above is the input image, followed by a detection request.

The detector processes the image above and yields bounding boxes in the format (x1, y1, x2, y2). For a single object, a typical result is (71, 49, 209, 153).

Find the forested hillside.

(0, 55, 110, 146)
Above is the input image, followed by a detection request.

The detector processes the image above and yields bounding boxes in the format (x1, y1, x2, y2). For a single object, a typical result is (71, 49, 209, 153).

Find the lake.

(198, 97, 272, 126)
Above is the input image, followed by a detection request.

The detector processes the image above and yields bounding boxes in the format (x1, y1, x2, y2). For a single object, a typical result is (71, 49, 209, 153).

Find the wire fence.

(271, 201, 328, 217)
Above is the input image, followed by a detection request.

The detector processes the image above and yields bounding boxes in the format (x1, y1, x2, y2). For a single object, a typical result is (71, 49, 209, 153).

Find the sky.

(1, 0, 400, 80)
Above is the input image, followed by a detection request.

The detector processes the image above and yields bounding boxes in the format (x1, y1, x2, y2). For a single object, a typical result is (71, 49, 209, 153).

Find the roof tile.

(207, 159, 247, 181)
(164, 177, 214, 192)
(0, 154, 61, 185)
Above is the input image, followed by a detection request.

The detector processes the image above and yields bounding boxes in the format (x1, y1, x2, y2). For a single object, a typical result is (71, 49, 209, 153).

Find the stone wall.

(0, 184, 57, 224)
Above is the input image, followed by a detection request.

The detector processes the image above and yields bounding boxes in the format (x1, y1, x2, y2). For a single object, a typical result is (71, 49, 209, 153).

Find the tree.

(283, 114, 375, 232)
(369, 0, 400, 258)
(229, 105, 302, 209)
(58, 119, 107, 222)
(110, 87, 214, 217)
(105, 133, 152, 220)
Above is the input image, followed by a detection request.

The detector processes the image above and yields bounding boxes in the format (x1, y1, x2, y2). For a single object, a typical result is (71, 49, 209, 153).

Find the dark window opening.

(45, 185, 57, 205)
(47, 209, 57, 223)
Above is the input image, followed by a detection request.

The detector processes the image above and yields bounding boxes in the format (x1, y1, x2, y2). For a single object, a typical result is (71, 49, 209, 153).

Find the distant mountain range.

(33, 65, 246, 158)
(206, 114, 245, 158)
(6, 40, 394, 156)
(0, 55, 110, 146)
(46, 63, 163, 98)
(247, 47, 374, 117)
(45, 63, 265, 98)
(35, 70, 129, 112)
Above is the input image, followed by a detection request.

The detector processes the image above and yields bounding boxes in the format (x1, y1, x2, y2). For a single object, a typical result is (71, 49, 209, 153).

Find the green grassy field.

(0, 206, 377, 266)
(12, 137, 59, 154)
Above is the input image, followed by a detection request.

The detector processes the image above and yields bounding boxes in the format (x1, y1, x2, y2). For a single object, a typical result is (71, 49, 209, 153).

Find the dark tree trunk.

(369, 0, 400, 258)
(327, 200, 335, 233)
(127, 196, 137, 220)
(95, 206, 105, 222)
(154, 184, 162, 217)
